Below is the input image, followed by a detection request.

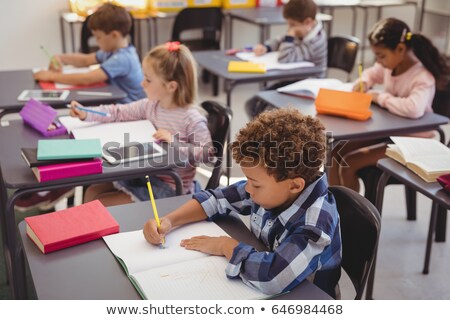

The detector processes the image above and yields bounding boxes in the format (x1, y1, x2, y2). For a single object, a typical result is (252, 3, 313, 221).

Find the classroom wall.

(0, 0, 69, 70)
(0, 0, 445, 72)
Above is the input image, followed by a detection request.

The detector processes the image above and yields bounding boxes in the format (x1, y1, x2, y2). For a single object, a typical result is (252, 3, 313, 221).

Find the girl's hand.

(253, 44, 267, 56)
(69, 101, 87, 120)
(143, 217, 172, 245)
(180, 236, 239, 259)
(352, 81, 369, 93)
(153, 129, 173, 143)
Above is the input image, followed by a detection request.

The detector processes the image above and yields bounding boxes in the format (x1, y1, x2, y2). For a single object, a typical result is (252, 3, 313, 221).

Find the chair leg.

(212, 75, 219, 96)
(405, 186, 417, 221)
(435, 205, 447, 242)
(423, 202, 438, 274)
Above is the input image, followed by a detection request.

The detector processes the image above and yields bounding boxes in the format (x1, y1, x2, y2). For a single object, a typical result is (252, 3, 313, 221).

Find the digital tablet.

(17, 90, 70, 102)
(103, 142, 166, 165)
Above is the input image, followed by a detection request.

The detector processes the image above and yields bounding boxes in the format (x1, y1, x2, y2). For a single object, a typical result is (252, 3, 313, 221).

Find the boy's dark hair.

(88, 3, 132, 37)
(283, 0, 317, 22)
(231, 108, 326, 184)
(368, 17, 450, 89)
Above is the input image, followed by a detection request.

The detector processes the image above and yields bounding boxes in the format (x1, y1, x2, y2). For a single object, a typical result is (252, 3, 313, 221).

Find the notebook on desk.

(58, 117, 166, 164)
(103, 221, 272, 300)
(235, 51, 315, 70)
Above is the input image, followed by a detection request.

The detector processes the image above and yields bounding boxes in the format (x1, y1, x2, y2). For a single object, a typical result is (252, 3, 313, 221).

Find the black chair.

(80, 13, 135, 53)
(199, 100, 232, 189)
(171, 7, 223, 96)
(327, 35, 360, 81)
(329, 185, 381, 300)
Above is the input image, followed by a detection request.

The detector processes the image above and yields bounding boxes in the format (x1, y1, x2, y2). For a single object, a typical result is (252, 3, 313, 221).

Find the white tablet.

(17, 90, 70, 102)
(102, 142, 166, 165)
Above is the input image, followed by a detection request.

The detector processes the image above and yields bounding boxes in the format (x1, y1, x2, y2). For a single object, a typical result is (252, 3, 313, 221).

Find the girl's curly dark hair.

(230, 108, 326, 184)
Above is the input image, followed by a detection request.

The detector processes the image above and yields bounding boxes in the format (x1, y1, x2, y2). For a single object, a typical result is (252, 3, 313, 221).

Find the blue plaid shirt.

(192, 173, 341, 295)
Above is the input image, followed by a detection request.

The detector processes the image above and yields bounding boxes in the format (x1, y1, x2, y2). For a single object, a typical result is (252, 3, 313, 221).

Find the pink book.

(31, 158, 103, 182)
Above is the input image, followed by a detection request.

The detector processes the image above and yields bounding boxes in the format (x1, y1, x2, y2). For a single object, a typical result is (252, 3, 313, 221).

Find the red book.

(25, 200, 120, 254)
(31, 158, 103, 182)
(39, 81, 107, 90)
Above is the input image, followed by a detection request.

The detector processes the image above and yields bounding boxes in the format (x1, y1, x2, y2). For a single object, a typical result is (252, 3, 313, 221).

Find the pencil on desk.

(67, 103, 111, 117)
(145, 175, 165, 248)
(40, 45, 60, 70)
(358, 63, 363, 93)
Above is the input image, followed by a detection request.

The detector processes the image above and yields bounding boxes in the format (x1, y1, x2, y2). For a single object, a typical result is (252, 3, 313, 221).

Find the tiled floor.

(1, 74, 449, 300)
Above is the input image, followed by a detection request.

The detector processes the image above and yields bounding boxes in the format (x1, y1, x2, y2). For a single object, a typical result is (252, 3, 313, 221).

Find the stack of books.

(22, 139, 103, 182)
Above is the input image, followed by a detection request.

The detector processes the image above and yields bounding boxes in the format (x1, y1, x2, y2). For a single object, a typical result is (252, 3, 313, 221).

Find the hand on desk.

(69, 100, 87, 120)
(153, 128, 173, 143)
(180, 235, 239, 260)
(253, 44, 268, 56)
(33, 70, 57, 82)
(143, 217, 172, 246)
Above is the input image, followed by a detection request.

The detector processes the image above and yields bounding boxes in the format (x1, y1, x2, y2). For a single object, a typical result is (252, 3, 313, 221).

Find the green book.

(37, 139, 102, 160)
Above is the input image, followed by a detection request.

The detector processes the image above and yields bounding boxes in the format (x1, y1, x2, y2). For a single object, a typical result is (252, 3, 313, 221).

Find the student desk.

(192, 50, 325, 182)
(18, 194, 332, 300)
(256, 90, 449, 169)
(366, 158, 450, 299)
(224, 7, 333, 49)
(0, 69, 127, 120)
(0, 120, 185, 299)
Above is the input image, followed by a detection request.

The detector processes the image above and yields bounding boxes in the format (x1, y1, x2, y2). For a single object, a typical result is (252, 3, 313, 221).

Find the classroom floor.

(1, 72, 449, 300)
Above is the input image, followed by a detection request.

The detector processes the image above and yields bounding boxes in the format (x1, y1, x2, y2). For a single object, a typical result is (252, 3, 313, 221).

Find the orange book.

(25, 200, 119, 254)
(315, 88, 373, 121)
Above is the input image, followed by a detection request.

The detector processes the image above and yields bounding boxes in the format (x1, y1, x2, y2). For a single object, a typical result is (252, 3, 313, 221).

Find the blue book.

(37, 139, 102, 161)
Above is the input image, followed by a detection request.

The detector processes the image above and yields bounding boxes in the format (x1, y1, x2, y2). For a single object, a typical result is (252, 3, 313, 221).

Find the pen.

(145, 175, 165, 248)
(76, 91, 113, 97)
(40, 45, 60, 70)
(358, 63, 363, 93)
(67, 103, 111, 117)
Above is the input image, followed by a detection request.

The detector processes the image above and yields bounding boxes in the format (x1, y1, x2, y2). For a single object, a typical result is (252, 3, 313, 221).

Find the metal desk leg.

(351, 7, 357, 36)
(423, 202, 438, 274)
(365, 171, 390, 300)
(60, 15, 67, 53)
(260, 25, 270, 44)
(361, 7, 369, 66)
(225, 81, 234, 186)
(70, 22, 76, 52)
(153, 17, 158, 47)
(226, 14, 233, 49)
(435, 206, 447, 242)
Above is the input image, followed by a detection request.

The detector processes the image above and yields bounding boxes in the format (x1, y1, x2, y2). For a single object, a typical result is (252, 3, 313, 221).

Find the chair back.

(200, 101, 232, 189)
(171, 7, 223, 51)
(327, 36, 360, 79)
(80, 13, 135, 53)
(432, 80, 450, 118)
(329, 185, 381, 299)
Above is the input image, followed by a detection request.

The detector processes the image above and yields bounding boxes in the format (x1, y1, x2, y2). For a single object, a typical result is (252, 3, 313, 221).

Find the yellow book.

(227, 61, 266, 73)
(385, 136, 450, 183)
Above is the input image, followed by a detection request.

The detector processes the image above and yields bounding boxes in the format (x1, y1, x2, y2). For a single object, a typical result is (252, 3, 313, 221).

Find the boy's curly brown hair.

(231, 108, 326, 184)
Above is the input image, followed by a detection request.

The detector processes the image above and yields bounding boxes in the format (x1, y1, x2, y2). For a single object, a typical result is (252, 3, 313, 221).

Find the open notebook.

(277, 78, 353, 100)
(58, 117, 165, 164)
(235, 51, 315, 70)
(103, 221, 271, 300)
(34, 65, 106, 90)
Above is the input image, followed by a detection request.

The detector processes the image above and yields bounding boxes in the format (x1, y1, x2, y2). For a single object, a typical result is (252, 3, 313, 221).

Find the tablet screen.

(17, 90, 70, 101)
(103, 142, 166, 164)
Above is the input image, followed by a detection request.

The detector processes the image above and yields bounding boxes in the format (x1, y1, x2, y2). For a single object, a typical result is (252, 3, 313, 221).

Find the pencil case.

(19, 99, 67, 137)
(437, 173, 450, 194)
(315, 88, 373, 121)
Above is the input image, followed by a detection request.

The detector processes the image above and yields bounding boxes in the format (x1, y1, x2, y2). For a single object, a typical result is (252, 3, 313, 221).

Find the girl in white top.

(70, 42, 213, 206)
(329, 18, 450, 191)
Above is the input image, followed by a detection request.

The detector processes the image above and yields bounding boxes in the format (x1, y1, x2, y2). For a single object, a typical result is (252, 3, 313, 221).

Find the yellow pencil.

(40, 45, 60, 70)
(358, 63, 363, 93)
(145, 175, 165, 247)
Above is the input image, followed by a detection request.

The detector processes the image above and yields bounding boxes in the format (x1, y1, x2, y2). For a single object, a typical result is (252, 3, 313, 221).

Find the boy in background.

(33, 3, 145, 103)
(144, 108, 341, 297)
(245, 0, 327, 118)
